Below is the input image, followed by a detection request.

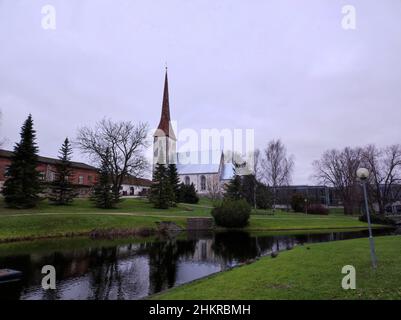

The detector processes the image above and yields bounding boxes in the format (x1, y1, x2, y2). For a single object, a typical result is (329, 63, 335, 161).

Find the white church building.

(153, 70, 235, 195)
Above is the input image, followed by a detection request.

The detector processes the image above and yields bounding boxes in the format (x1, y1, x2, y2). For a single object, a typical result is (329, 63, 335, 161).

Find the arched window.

(185, 176, 190, 185)
(201, 175, 206, 191)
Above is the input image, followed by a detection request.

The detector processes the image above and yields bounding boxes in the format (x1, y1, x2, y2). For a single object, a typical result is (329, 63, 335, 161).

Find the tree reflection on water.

(0, 228, 391, 300)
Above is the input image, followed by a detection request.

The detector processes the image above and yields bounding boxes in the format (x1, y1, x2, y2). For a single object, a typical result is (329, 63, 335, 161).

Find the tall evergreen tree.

(3, 114, 41, 208)
(149, 163, 173, 209)
(224, 165, 243, 201)
(168, 163, 180, 205)
(91, 148, 115, 209)
(49, 138, 76, 205)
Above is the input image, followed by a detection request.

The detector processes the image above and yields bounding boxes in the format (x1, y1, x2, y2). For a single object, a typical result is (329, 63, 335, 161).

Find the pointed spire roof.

(155, 68, 176, 140)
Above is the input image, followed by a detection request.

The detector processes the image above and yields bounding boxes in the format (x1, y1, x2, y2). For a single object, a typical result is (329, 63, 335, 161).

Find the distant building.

(0, 149, 152, 198)
(275, 185, 342, 207)
(0, 149, 97, 197)
(120, 176, 152, 197)
(152, 69, 235, 195)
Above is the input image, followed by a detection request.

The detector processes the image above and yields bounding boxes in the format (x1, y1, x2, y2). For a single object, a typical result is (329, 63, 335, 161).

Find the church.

(153, 70, 235, 195)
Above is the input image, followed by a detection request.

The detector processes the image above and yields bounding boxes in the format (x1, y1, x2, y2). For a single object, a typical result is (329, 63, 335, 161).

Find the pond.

(0, 228, 394, 300)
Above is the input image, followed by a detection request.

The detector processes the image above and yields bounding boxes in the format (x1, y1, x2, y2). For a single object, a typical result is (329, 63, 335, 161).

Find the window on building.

(39, 172, 45, 181)
(201, 175, 206, 191)
(49, 171, 55, 182)
(88, 175, 93, 183)
(78, 176, 84, 184)
(185, 176, 190, 185)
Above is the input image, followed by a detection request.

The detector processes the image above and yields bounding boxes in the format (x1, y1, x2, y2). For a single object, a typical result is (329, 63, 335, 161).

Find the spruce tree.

(3, 114, 41, 208)
(149, 163, 173, 209)
(224, 174, 243, 200)
(49, 138, 76, 205)
(168, 163, 180, 205)
(91, 149, 115, 209)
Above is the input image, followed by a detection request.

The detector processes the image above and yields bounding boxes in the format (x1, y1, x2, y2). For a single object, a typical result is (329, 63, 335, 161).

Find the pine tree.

(3, 114, 41, 208)
(224, 175, 243, 200)
(149, 163, 173, 209)
(91, 149, 115, 209)
(48, 138, 76, 205)
(168, 163, 180, 205)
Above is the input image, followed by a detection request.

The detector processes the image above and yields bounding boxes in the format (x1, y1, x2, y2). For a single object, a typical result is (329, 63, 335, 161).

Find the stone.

(187, 217, 213, 230)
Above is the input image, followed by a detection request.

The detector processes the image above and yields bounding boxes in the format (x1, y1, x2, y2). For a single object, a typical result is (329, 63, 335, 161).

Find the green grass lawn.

(0, 198, 378, 242)
(0, 197, 210, 216)
(152, 235, 401, 300)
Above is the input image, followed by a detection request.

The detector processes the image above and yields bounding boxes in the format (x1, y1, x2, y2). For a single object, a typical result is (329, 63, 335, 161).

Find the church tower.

(153, 68, 177, 166)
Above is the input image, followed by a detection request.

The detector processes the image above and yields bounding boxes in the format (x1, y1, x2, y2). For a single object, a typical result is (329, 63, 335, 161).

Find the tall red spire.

(155, 68, 176, 140)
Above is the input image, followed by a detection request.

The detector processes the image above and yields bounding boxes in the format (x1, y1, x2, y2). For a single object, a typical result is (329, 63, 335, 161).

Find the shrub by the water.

(359, 213, 395, 226)
(307, 204, 329, 215)
(211, 199, 251, 228)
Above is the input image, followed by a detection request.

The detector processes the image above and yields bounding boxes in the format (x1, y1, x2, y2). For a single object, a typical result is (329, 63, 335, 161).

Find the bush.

(179, 183, 199, 204)
(211, 199, 251, 228)
(307, 204, 329, 215)
(359, 213, 396, 226)
(256, 185, 272, 209)
(291, 193, 305, 213)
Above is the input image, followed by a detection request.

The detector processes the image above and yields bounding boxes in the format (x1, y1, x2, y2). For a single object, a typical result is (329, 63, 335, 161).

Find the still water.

(0, 229, 393, 300)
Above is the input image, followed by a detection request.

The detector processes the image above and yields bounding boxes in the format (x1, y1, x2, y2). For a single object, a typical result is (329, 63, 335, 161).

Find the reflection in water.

(0, 229, 393, 300)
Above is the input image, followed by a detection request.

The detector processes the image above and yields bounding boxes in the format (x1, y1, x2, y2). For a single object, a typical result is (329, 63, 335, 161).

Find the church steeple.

(155, 68, 176, 140)
(153, 68, 177, 166)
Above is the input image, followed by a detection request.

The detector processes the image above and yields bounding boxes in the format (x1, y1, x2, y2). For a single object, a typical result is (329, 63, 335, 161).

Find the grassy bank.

(152, 235, 401, 300)
(0, 198, 378, 242)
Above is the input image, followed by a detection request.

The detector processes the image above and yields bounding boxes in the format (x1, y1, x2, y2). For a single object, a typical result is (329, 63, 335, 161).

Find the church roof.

(222, 163, 235, 180)
(154, 69, 176, 140)
(175, 150, 234, 180)
(176, 150, 221, 174)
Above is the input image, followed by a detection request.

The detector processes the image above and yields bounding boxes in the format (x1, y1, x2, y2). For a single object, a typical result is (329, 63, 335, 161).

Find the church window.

(201, 176, 206, 191)
(185, 176, 190, 185)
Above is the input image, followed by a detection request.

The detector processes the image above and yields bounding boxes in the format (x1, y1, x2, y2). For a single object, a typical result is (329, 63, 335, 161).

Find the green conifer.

(3, 115, 41, 208)
(49, 138, 76, 205)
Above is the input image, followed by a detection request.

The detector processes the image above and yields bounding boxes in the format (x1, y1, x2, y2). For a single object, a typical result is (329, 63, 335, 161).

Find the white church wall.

(179, 173, 220, 195)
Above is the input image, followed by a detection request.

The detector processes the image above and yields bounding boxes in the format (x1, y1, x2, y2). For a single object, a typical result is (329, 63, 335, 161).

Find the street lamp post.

(304, 198, 308, 215)
(356, 168, 377, 269)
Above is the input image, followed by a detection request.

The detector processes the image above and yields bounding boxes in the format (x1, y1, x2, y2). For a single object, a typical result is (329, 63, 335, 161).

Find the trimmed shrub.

(359, 213, 396, 226)
(307, 204, 329, 215)
(211, 199, 251, 228)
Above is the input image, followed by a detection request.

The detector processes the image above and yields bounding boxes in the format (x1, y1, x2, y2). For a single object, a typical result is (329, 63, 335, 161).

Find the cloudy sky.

(0, 0, 400, 184)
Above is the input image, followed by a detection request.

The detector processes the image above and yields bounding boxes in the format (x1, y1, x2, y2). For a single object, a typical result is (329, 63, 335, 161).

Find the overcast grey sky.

(0, 0, 400, 184)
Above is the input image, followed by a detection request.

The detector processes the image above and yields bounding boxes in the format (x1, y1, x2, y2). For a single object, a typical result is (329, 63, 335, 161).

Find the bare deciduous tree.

(361, 144, 401, 214)
(253, 148, 261, 181)
(313, 147, 362, 215)
(207, 175, 222, 201)
(261, 139, 294, 212)
(77, 118, 149, 200)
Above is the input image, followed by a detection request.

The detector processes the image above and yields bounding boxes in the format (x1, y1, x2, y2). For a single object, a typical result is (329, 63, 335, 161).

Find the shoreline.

(0, 224, 389, 244)
(150, 235, 401, 300)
